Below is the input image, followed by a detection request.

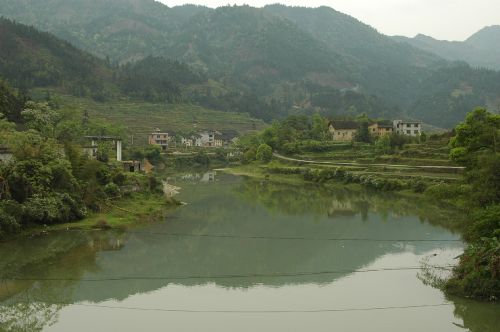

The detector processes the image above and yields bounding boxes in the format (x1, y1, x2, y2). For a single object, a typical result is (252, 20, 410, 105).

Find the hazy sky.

(158, 0, 500, 41)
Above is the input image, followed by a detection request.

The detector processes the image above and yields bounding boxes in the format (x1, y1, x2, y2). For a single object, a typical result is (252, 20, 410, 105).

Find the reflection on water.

(0, 173, 498, 332)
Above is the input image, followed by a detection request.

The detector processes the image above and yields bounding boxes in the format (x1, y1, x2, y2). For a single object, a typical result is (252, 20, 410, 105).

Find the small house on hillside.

(216, 130, 239, 148)
(393, 120, 422, 137)
(180, 130, 239, 148)
(148, 128, 169, 151)
(328, 120, 358, 141)
(369, 121, 394, 137)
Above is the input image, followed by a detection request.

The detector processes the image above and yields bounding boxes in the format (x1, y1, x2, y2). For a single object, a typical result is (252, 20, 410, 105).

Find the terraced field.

(53, 94, 266, 146)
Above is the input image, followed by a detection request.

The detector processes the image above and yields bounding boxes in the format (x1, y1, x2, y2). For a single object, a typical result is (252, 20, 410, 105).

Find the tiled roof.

(328, 120, 358, 130)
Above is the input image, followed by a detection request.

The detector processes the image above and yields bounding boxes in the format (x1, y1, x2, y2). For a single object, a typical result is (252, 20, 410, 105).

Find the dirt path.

(273, 153, 465, 171)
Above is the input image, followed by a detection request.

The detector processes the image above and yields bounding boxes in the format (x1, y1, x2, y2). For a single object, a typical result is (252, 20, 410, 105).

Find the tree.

(311, 113, 328, 140)
(375, 135, 391, 154)
(256, 144, 273, 163)
(21, 102, 61, 137)
(450, 108, 500, 167)
(355, 121, 371, 143)
(449, 108, 500, 205)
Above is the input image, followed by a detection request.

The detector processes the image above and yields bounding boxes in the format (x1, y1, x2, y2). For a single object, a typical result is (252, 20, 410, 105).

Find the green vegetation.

(1, 2, 500, 127)
(0, 84, 173, 238)
(48, 93, 264, 146)
(229, 109, 499, 300)
(444, 108, 500, 300)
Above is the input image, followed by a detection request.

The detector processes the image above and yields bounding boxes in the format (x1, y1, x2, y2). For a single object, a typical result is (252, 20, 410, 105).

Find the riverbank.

(0, 192, 182, 243)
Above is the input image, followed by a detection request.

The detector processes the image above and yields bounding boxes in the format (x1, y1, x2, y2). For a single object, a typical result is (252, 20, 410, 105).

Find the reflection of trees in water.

(0, 302, 62, 332)
(235, 178, 464, 231)
(0, 231, 126, 332)
(450, 297, 500, 332)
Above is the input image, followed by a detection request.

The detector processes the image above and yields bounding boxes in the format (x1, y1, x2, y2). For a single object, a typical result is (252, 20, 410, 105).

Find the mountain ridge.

(1, 0, 500, 127)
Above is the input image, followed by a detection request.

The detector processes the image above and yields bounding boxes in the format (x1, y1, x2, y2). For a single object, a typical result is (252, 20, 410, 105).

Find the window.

(406, 130, 411, 134)
(414, 130, 419, 134)
(406, 124, 411, 128)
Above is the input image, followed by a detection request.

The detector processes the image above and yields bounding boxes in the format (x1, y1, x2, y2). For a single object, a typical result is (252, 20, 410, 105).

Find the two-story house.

(393, 120, 422, 136)
(148, 128, 170, 151)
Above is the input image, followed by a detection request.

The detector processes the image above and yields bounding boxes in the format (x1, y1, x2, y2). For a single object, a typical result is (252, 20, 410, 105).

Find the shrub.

(104, 183, 120, 198)
(256, 144, 273, 163)
(466, 205, 500, 242)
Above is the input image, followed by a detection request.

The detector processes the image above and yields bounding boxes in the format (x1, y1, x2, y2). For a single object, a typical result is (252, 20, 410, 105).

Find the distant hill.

(393, 25, 500, 70)
(0, 18, 118, 101)
(1, 1, 500, 127)
(0, 0, 215, 63)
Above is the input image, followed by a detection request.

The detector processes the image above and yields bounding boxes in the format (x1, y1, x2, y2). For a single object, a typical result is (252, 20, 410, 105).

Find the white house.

(393, 120, 422, 136)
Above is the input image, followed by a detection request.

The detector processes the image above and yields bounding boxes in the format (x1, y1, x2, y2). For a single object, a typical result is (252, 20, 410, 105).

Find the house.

(219, 130, 238, 147)
(148, 128, 169, 151)
(199, 131, 217, 147)
(393, 120, 422, 136)
(179, 130, 239, 148)
(328, 120, 358, 141)
(368, 121, 394, 137)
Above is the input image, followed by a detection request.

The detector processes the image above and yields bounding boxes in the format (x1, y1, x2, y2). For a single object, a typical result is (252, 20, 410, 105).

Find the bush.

(466, 205, 500, 242)
(193, 151, 210, 166)
(256, 144, 273, 163)
(445, 237, 500, 300)
(23, 193, 85, 225)
(242, 147, 256, 164)
(104, 183, 120, 198)
(0, 205, 21, 236)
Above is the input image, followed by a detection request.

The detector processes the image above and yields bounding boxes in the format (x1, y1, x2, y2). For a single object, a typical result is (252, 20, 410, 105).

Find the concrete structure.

(0, 147, 13, 163)
(148, 129, 170, 151)
(84, 136, 123, 161)
(122, 159, 154, 173)
(393, 120, 422, 136)
(328, 121, 358, 141)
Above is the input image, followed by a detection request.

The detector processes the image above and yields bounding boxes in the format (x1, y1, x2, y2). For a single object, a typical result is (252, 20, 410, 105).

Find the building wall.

(393, 120, 421, 136)
(148, 132, 169, 149)
(329, 126, 357, 141)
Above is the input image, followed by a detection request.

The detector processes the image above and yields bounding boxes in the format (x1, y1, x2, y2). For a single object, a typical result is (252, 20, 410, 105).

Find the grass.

(34, 90, 267, 147)
(45, 193, 179, 232)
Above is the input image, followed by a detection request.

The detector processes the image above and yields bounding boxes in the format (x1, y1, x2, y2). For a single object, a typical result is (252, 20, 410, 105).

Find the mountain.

(0, 17, 210, 103)
(1, 0, 500, 128)
(0, 18, 113, 99)
(0, 0, 209, 63)
(393, 25, 500, 70)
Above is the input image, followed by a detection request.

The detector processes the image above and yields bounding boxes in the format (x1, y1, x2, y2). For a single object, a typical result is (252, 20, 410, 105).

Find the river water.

(0, 172, 498, 331)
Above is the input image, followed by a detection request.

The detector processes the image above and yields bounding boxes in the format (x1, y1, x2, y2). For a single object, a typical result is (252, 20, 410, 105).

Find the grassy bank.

(49, 193, 180, 231)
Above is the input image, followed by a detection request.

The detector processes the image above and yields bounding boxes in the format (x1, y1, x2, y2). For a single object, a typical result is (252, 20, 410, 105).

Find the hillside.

(0, 0, 187, 62)
(1, 1, 500, 128)
(0, 18, 114, 99)
(393, 25, 500, 70)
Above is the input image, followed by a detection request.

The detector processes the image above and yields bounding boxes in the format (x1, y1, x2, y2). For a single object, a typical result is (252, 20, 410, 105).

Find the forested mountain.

(1, 0, 499, 128)
(393, 25, 500, 70)
(0, 0, 201, 62)
(0, 18, 113, 99)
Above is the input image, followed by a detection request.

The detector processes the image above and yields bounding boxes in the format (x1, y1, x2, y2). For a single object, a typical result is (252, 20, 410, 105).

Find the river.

(0, 172, 498, 331)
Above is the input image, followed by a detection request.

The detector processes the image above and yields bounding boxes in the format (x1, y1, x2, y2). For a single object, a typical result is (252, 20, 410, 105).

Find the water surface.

(0, 172, 498, 331)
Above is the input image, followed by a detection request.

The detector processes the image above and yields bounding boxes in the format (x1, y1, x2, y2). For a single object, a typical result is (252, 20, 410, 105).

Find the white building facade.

(393, 120, 422, 137)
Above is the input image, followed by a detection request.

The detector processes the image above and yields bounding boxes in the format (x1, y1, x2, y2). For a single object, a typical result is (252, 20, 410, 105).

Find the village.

(0, 118, 423, 176)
